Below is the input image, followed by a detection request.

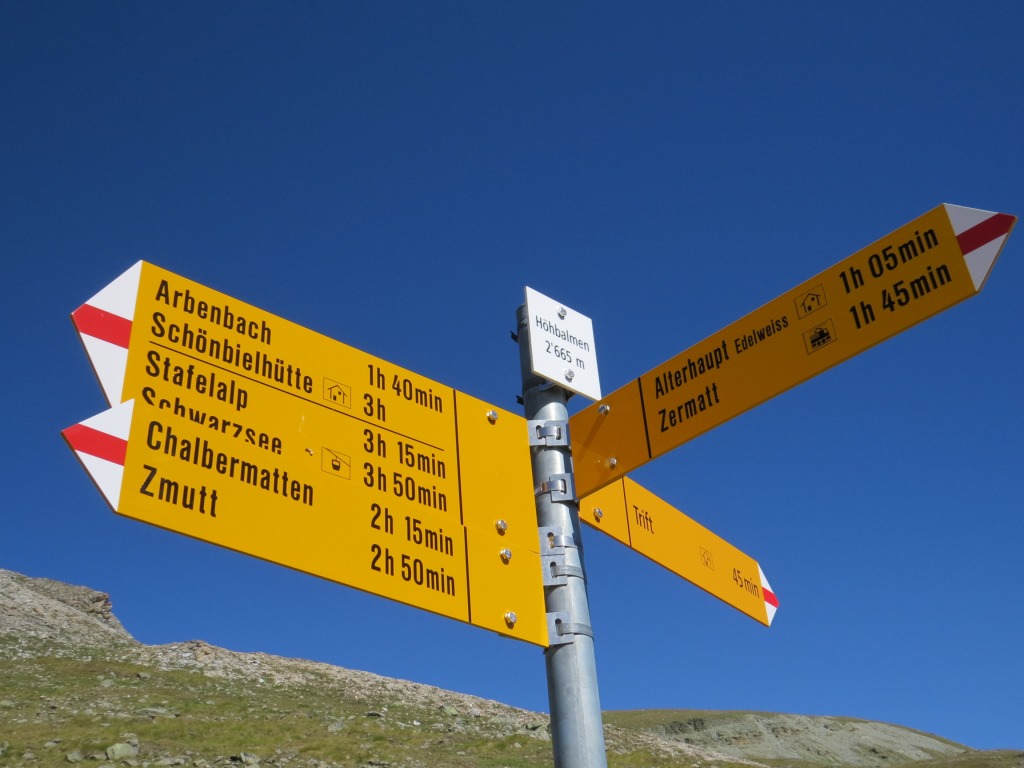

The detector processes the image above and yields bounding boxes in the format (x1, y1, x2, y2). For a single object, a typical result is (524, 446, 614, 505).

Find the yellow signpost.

(64, 203, 1016, 654)
(579, 478, 778, 626)
(64, 262, 546, 646)
(570, 204, 1017, 496)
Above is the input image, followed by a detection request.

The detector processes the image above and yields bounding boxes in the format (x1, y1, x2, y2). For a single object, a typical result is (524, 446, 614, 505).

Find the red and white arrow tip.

(945, 204, 1016, 290)
(759, 565, 779, 626)
(71, 261, 143, 406)
(62, 400, 134, 512)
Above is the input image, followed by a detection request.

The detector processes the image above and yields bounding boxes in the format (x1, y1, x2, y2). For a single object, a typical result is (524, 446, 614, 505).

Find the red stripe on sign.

(71, 304, 133, 349)
(956, 213, 1015, 255)
(62, 423, 128, 466)
(763, 588, 779, 609)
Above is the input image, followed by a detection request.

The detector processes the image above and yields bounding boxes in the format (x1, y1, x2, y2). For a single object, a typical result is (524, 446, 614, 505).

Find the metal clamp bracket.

(541, 555, 585, 586)
(538, 526, 576, 553)
(534, 473, 576, 502)
(546, 612, 595, 646)
(527, 419, 570, 447)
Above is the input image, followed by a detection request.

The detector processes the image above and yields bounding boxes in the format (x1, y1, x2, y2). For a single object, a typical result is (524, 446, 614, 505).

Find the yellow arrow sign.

(579, 478, 778, 626)
(65, 262, 546, 646)
(570, 204, 1016, 496)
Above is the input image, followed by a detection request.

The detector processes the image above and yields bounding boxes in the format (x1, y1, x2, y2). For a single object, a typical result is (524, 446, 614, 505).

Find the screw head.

(499, 548, 513, 563)
(564, 369, 575, 382)
(557, 307, 567, 319)
(486, 410, 498, 424)
(504, 611, 518, 627)
(593, 507, 604, 521)
(495, 519, 508, 534)
(598, 404, 610, 415)
(605, 457, 618, 469)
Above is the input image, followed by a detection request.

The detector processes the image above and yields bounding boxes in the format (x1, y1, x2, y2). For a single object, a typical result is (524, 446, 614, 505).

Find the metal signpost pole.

(517, 304, 608, 768)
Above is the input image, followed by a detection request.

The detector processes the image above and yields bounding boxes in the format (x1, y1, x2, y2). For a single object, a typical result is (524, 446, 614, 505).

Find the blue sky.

(3, 1, 1022, 752)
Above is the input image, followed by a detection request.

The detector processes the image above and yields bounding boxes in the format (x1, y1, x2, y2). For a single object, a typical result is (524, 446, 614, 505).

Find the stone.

(106, 743, 140, 761)
(139, 707, 173, 718)
(488, 714, 516, 729)
(66, 750, 85, 763)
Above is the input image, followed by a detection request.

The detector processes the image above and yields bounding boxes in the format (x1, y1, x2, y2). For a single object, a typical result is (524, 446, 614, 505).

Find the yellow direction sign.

(580, 478, 778, 626)
(64, 262, 546, 646)
(571, 204, 1016, 496)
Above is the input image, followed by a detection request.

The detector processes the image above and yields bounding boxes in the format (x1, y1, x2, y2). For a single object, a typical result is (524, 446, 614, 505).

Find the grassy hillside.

(1, 569, 1020, 768)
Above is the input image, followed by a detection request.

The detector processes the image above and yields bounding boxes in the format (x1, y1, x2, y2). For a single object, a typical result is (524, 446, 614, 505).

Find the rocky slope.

(0, 570, 133, 648)
(1, 568, 1019, 768)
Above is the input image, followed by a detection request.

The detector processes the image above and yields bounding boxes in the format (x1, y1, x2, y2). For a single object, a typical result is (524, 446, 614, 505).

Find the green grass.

(3, 639, 1019, 768)
(0, 642, 555, 768)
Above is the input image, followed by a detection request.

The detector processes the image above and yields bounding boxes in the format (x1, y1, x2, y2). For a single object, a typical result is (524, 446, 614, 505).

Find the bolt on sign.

(63, 262, 547, 646)
(570, 204, 1016, 497)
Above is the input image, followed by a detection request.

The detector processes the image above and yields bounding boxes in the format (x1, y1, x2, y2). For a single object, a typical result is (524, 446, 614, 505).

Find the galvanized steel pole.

(517, 304, 608, 768)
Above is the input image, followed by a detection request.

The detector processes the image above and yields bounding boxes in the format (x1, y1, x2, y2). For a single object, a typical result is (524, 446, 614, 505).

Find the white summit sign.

(524, 286, 601, 401)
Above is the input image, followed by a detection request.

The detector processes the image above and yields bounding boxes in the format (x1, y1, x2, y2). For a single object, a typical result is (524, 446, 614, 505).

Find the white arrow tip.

(943, 204, 1017, 290)
(71, 261, 145, 405)
(759, 564, 779, 626)
(63, 401, 134, 511)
